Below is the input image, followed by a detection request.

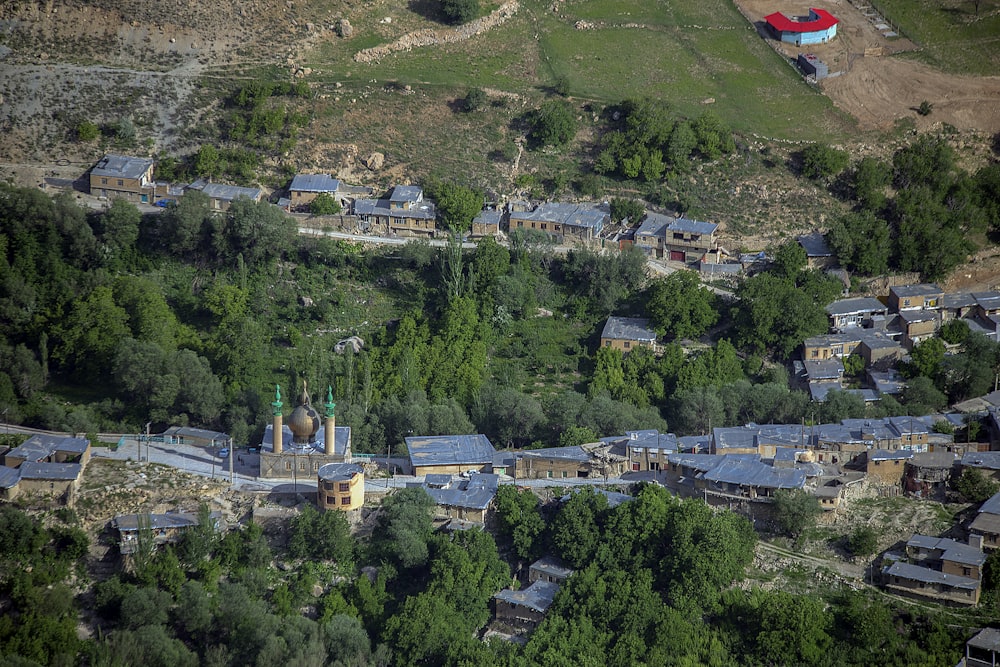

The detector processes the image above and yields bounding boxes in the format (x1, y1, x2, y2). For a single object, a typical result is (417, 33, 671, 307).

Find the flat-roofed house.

(600, 316, 657, 354)
(317, 463, 365, 512)
(89, 154, 155, 203)
(633, 212, 717, 262)
(417, 472, 500, 523)
(883, 560, 980, 605)
(797, 233, 835, 268)
(405, 434, 496, 476)
(898, 308, 940, 349)
(186, 179, 264, 211)
(18, 462, 82, 503)
(888, 284, 944, 312)
(0, 466, 20, 501)
(514, 446, 615, 480)
(865, 449, 912, 486)
(970, 511, 1000, 552)
(289, 173, 343, 210)
(114, 510, 222, 554)
(507, 202, 608, 245)
(4, 434, 91, 469)
(471, 209, 503, 237)
(603, 429, 677, 472)
(825, 297, 888, 331)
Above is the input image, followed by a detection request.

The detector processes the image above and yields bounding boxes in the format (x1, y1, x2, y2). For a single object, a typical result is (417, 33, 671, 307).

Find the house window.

(605, 340, 611, 347)
(673, 233, 684, 240)
(963, 567, 972, 576)
(561, 471, 568, 478)
(285, 461, 292, 471)
(546, 471, 553, 478)
(531, 222, 536, 229)
(101, 178, 108, 185)
(299, 461, 306, 471)
(341, 496, 351, 505)
(117, 179, 124, 186)
(554, 225, 561, 231)
(624, 341, 630, 349)
(903, 299, 911, 307)
(810, 349, 819, 358)
(632, 463, 640, 471)
(541, 223, 547, 230)
(312, 462, 319, 471)
(925, 298, 937, 307)
(327, 495, 336, 505)
(339, 482, 350, 492)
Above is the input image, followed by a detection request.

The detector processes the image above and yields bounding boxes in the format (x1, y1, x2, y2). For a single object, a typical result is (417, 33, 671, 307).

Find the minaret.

(324, 385, 336, 456)
(272, 384, 284, 455)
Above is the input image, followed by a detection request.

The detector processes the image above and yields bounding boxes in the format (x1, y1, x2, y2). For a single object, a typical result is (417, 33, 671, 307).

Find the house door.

(669, 250, 685, 262)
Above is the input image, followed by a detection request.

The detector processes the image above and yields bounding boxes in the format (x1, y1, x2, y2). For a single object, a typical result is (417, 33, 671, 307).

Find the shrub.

(847, 526, 878, 557)
(917, 100, 933, 116)
(441, 0, 479, 24)
(310, 193, 342, 216)
(463, 88, 487, 112)
(76, 120, 100, 142)
(528, 101, 576, 148)
(800, 143, 849, 180)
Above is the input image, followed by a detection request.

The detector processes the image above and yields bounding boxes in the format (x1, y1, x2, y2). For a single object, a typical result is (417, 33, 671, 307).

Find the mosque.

(258, 381, 352, 479)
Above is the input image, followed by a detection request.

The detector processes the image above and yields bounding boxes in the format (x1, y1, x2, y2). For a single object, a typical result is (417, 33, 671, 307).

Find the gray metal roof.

(423, 473, 499, 511)
(510, 202, 608, 231)
(317, 462, 364, 482)
(974, 291, 1000, 311)
(19, 461, 81, 481)
(667, 217, 717, 236)
(7, 434, 89, 462)
(519, 446, 591, 462)
(635, 213, 670, 238)
(494, 580, 560, 613)
(701, 458, 806, 489)
(968, 628, 1000, 653)
(389, 185, 423, 203)
(601, 316, 656, 342)
(473, 209, 502, 227)
(907, 535, 986, 566)
(406, 434, 496, 467)
(92, 154, 153, 179)
(260, 423, 351, 456)
(981, 491, 1000, 516)
(797, 233, 832, 257)
(676, 435, 711, 453)
(114, 511, 218, 532)
(962, 451, 1000, 470)
(773, 447, 808, 462)
(887, 416, 931, 436)
(354, 198, 436, 220)
(969, 512, 1000, 535)
(187, 180, 263, 202)
(290, 173, 341, 193)
(898, 308, 937, 323)
(621, 430, 678, 451)
(530, 556, 574, 580)
(890, 284, 943, 298)
(825, 297, 887, 317)
(0, 465, 19, 489)
(941, 292, 977, 309)
(869, 370, 906, 395)
(884, 561, 979, 589)
(909, 451, 956, 470)
(667, 453, 727, 472)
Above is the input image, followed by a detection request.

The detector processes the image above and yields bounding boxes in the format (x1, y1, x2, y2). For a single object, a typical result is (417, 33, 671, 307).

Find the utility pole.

(145, 422, 151, 463)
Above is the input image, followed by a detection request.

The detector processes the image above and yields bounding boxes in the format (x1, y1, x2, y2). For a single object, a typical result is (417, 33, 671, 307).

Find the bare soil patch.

(734, 0, 1000, 133)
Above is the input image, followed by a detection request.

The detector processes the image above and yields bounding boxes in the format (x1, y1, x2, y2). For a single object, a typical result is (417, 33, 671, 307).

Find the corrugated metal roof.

(968, 628, 1000, 653)
(530, 556, 574, 579)
(19, 461, 81, 481)
(163, 426, 230, 442)
(981, 491, 1000, 515)
(962, 451, 1000, 470)
(7, 434, 89, 462)
(869, 449, 913, 461)
(765, 8, 839, 33)
(510, 202, 607, 231)
(601, 316, 656, 342)
(520, 446, 591, 463)
(667, 217, 717, 236)
(701, 458, 805, 489)
(825, 297, 887, 316)
(884, 561, 979, 589)
(0, 465, 19, 489)
(473, 209, 502, 226)
(494, 580, 560, 613)
(405, 434, 496, 467)
(423, 473, 499, 510)
(890, 283, 943, 298)
(797, 233, 832, 257)
(389, 185, 423, 202)
(290, 173, 341, 193)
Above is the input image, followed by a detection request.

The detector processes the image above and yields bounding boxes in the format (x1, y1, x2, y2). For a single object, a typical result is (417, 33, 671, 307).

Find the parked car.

(218, 447, 229, 459)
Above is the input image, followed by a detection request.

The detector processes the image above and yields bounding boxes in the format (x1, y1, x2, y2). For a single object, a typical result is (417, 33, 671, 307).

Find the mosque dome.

(288, 381, 321, 445)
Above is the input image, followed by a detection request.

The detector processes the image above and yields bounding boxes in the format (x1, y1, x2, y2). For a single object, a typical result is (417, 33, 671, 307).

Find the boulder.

(364, 152, 384, 171)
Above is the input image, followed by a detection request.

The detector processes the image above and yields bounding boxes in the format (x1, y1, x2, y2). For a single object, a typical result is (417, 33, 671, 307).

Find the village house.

(89, 154, 155, 203)
(883, 559, 980, 605)
(802, 330, 903, 367)
(113, 511, 222, 555)
(633, 212, 718, 262)
(765, 8, 839, 45)
(471, 209, 503, 237)
(354, 185, 437, 237)
(599, 316, 658, 354)
(160, 426, 230, 449)
(288, 173, 347, 211)
(602, 429, 678, 472)
(507, 201, 608, 245)
(513, 443, 626, 481)
(16, 462, 82, 504)
(865, 449, 912, 487)
(404, 434, 496, 477)
(493, 580, 561, 634)
(796, 233, 836, 268)
(4, 434, 91, 469)
(969, 492, 1000, 552)
(317, 463, 365, 512)
(961, 451, 1000, 483)
(185, 179, 264, 211)
(528, 556, 574, 585)
(888, 284, 944, 312)
(416, 472, 501, 523)
(897, 308, 940, 349)
(824, 297, 888, 332)
(904, 450, 958, 497)
(959, 627, 1000, 667)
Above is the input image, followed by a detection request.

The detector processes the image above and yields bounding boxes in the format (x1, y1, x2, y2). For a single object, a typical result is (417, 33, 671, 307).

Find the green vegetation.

(309, 192, 342, 216)
(441, 0, 480, 24)
(772, 488, 823, 540)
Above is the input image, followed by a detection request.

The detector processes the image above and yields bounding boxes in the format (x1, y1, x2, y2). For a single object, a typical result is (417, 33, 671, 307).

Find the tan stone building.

(404, 434, 495, 477)
(89, 154, 155, 202)
(599, 316, 657, 354)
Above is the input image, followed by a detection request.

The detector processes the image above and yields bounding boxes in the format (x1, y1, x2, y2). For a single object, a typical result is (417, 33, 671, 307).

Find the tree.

(772, 489, 821, 540)
(54, 285, 130, 379)
(430, 182, 482, 232)
(528, 101, 576, 148)
(608, 197, 644, 225)
(800, 143, 849, 180)
(161, 189, 212, 255)
(953, 467, 999, 503)
(646, 271, 719, 339)
(733, 273, 830, 358)
(371, 486, 435, 569)
(194, 144, 221, 178)
(771, 241, 808, 279)
(462, 87, 487, 112)
(940, 318, 970, 344)
(902, 375, 948, 413)
(441, 0, 479, 24)
(843, 353, 864, 377)
(852, 156, 892, 211)
(826, 211, 891, 276)
(309, 192, 341, 215)
(904, 338, 946, 380)
(493, 485, 545, 561)
(287, 504, 354, 569)
(847, 525, 878, 557)
(549, 487, 609, 568)
(217, 197, 296, 267)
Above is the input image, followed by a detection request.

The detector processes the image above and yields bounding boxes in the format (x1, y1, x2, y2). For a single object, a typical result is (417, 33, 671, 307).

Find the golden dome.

(288, 380, 320, 444)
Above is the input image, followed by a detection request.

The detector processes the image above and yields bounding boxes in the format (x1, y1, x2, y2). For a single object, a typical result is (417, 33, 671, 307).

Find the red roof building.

(765, 8, 839, 45)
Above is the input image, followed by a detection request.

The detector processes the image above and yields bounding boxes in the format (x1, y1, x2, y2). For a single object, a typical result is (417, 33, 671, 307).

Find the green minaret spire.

(272, 384, 283, 416)
(324, 385, 336, 418)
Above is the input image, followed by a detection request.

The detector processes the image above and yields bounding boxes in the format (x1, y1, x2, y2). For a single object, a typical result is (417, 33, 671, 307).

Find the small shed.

(797, 53, 828, 79)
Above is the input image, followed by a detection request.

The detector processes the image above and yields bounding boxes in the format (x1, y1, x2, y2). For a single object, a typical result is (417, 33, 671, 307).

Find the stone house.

(317, 462, 365, 512)
(599, 316, 657, 354)
(185, 179, 264, 211)
(404, 434, 495, 477)
(507, 202, 608, 245)
(354, 185, 437, 237)
(493, 580, 561, 633)
(89, 154, 155, 203)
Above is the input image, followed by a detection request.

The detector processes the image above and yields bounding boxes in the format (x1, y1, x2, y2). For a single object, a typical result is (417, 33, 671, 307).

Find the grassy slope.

(874, 0, 1000, 74)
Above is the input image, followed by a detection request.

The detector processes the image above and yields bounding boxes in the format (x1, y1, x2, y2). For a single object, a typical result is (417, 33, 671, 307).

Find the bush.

(441, 0, 479, 24)
(528, 101, 577, 148)
(800, 143, 849, 180)
(76, 121, 100, 142)
(847, 526, 878, 557)
(310, 193, 342, 216)
(918, 100, 933, 116)
(463, 88, 487, 112)
(940, 319, 970, 345)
